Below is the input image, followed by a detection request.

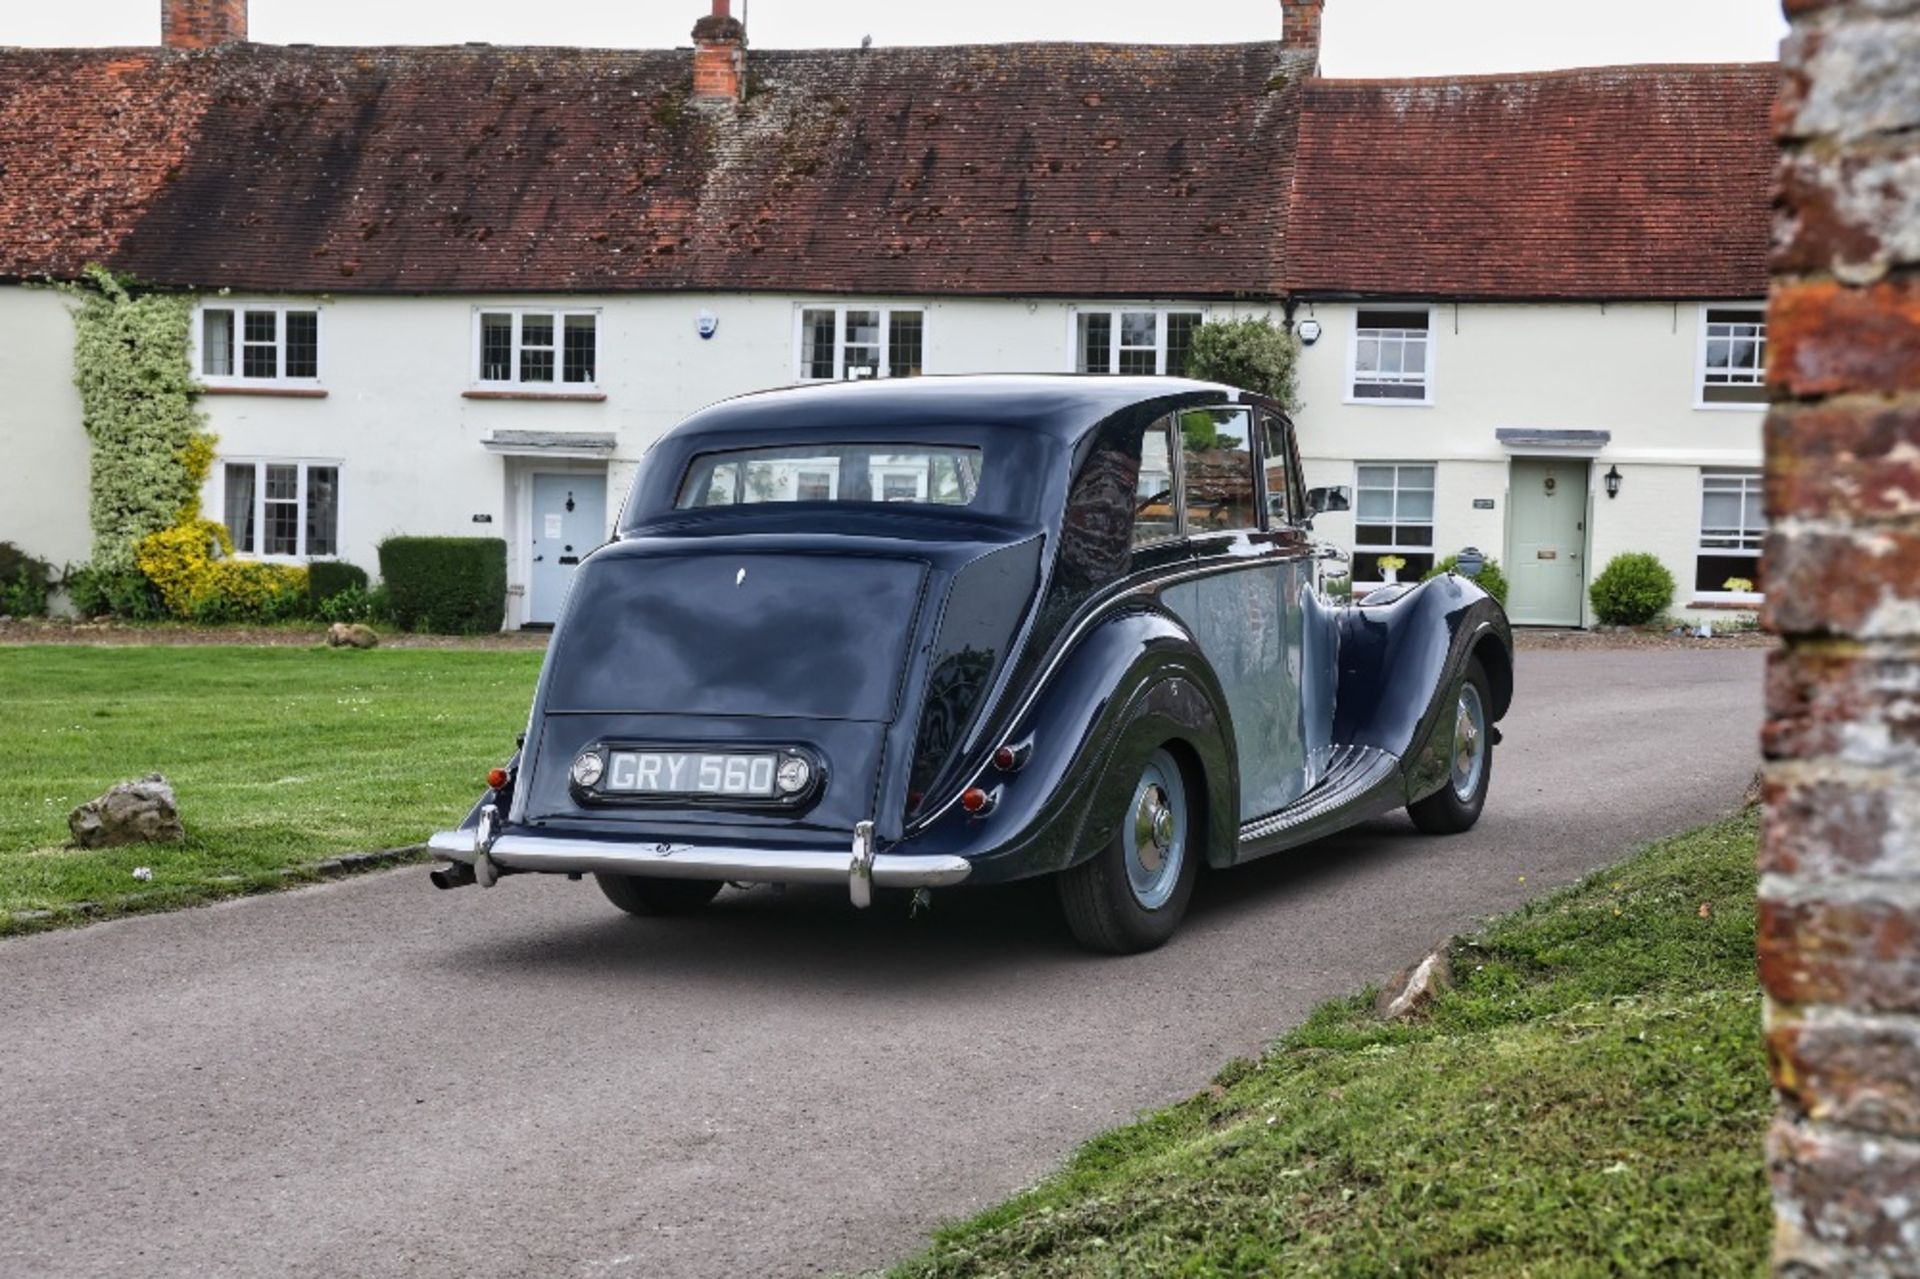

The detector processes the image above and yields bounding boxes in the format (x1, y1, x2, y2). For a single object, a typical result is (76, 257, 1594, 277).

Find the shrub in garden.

(317, 584, 376, 624)
(377, 537, 507, 633)
(64, 563, 166, 619)
(308, 560, 370, 610)
(135, 519, 308, 623)
(1184, 316, 1301, 408)
(1420, 554, 1510, 607)
(0, 542, 54, 616)
(1589, 552, 1676, 625)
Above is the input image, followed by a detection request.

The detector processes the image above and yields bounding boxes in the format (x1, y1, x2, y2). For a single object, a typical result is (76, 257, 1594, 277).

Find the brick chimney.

(1279, 0, 1323, 58)
(692, 0, 746, 103)
(162, 0, 247, 49)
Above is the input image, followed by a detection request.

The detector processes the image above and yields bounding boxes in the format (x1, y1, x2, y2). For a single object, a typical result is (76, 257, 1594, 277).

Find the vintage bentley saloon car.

(430, 376, 1513, 953)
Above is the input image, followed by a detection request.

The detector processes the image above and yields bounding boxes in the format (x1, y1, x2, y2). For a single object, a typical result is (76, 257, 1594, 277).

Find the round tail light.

(961, 786, 991, 814)
(487, 767, 509, 790)
(992, 746, 1017, 771)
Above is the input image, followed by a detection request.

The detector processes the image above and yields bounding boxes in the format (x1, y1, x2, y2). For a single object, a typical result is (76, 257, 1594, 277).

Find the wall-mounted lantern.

(1604, 465, 1623, 500)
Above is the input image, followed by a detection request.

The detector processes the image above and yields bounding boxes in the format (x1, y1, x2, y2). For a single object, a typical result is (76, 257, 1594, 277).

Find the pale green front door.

(1506, 458, 1588, 626)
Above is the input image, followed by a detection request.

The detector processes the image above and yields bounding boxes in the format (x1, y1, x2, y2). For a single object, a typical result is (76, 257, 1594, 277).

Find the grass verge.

(890, 812, 1770, 1278)
(0, 645, 539, 933)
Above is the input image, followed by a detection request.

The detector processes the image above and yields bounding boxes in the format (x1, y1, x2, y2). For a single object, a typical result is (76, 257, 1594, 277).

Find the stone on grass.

(1375, 940, 1455, 1021)
(68, 773, 185, 849)
(326, 622, 379, 649)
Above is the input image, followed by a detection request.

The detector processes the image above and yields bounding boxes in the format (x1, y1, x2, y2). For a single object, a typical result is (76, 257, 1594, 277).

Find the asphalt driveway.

(0, 647, 1765, 1278)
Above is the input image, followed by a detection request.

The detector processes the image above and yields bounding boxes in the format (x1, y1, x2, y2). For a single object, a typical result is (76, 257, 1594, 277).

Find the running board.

(1235, 744, 1403, 863)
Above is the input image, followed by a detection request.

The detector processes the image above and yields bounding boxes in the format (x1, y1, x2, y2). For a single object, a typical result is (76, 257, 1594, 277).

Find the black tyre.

(594, 874, 724, 917)
(1407, 656, 1493, 835)
(1058, 746, 1199, 954)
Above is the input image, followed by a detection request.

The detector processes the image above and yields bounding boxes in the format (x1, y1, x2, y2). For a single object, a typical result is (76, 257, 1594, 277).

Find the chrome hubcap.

(1125, 751, 1187, 910)
(1451, 683, 1487, 802)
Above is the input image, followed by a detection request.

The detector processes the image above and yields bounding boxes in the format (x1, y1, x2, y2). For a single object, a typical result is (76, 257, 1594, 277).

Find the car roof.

(664, 374, 1252, 447)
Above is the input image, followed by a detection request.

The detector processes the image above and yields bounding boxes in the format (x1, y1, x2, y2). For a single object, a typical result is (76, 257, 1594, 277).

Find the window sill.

(1341, 394, 1433, 408)
(198, 385, 329, 398)
(1688, 597, 1763, 610)
(464, 389, 607, 403)
(1692, 400, 1767, 413)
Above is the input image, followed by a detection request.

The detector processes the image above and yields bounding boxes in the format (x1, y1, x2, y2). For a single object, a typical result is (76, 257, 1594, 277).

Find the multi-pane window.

(1350, 307, 1432, 402)
(796, 306, 925, 381)
(198, 304, 322, 386)
(223, 461, 338, 558)
(476, 309, 598, 389)
(1074, 308, 1205, 377)
(1699, 307, 1768, 405)
(1354, 463, 1436, 581)
(1697, 469, 1765, 595)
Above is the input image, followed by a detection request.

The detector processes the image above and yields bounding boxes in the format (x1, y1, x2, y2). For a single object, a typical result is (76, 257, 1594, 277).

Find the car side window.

(1131, 416, 1179, 547)
(1261, 412, 1295, 526)
(1180, 407, 1256, 533)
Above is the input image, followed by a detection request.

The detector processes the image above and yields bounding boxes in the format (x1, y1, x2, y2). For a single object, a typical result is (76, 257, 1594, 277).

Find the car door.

(1156, 404, 1319, 823)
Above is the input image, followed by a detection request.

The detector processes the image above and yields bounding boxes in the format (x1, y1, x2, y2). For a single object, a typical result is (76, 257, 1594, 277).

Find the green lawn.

(890, 813, 1770, 1278)
(0, 645, 540, 930)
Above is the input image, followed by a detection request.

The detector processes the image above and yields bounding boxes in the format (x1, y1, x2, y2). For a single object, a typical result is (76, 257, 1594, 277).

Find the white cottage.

(0, 0, 1772, 628)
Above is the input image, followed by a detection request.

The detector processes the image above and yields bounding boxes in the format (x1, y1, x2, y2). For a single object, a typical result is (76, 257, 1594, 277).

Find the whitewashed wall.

(1290, 301, 1766, 622)
(1, 287, 1763, 627)
(0, 287, 93, 569)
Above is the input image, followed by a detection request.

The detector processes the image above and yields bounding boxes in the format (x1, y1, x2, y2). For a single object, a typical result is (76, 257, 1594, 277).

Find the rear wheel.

(1058, 746, 1198, 954)
(595, 874, 724, 917)
(1408, 657, 1493, 835)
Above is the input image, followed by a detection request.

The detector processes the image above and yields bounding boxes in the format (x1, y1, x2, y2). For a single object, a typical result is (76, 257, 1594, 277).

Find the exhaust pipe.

(430, 861, 478, 891)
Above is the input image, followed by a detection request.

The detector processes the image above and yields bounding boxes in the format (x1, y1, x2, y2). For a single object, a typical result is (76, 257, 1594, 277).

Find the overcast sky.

(3, 0, 1787, 76)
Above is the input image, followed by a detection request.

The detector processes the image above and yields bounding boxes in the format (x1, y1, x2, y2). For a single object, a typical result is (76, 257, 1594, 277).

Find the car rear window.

(677, 444, 983, 509)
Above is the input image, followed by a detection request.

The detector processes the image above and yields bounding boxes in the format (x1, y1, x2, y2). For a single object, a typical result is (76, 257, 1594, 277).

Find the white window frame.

(220, 457, 343, 562)
(1695, 468, 1765, 602)
(472, 306, 602, 391)
(1068, 305, 1209, 377)
(192, 301, 324, 389)
(1694, 303, 1768, 411)
(1352, 461, 1438, 587)
(792, 304, 926, 382)
(1345, 304, 1436, 406)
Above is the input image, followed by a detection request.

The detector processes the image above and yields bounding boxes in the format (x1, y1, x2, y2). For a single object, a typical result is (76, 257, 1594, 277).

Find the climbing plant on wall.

(64, 266, 212, 571)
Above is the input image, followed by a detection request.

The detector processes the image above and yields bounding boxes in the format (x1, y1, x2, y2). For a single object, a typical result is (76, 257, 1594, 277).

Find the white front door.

(1505, 458, 1588, 626)
(528, 471, 607, 625)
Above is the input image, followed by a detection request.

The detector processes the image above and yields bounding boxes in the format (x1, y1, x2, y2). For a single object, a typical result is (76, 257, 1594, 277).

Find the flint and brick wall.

(1762, 0, 1920, 1274)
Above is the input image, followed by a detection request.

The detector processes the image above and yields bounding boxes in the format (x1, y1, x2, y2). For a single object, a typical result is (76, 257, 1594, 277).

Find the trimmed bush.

(1421, 554, 1510, 608)
(64, 563, 166, 619)
(0, 542, 54, 617)
(377, 537, 507, 634)
(135, 519, 309, 623)
(308, 560, 370, 610)
(1590, 552, 1676, 626)
(317, 584, 375, 624)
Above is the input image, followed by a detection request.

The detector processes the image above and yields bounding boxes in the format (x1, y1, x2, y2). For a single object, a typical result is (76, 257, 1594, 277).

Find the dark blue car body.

(431, 375, 1512, 948)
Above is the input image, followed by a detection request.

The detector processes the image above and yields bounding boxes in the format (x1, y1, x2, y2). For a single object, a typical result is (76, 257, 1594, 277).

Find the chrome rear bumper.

(427, 819, 970, 908)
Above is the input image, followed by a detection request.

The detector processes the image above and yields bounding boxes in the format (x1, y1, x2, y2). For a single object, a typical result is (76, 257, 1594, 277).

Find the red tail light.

(992, 746, 1017, 771)
(487, 767, 509, 790)
(961, 786, 990, 814)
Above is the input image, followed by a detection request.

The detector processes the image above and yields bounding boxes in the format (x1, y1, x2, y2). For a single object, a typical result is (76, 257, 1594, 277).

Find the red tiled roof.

(1285, 64, 1777, 300)
(0, 46, 1774, 300)
(0, 41, 1310, 296)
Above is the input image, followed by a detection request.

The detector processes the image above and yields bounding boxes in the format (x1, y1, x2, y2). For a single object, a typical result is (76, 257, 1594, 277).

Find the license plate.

(602, 751, 779, 797)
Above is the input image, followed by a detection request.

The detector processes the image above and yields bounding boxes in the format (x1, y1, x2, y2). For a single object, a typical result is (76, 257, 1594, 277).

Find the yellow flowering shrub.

(135, 519, 309, 622)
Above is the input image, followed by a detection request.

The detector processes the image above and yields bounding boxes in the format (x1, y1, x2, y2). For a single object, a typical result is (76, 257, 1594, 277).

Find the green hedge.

(1590, 552, 1676, 626)
(376, 537, 506, 634)
(307, 560, 369, 609)
(0, 542, 54, 617)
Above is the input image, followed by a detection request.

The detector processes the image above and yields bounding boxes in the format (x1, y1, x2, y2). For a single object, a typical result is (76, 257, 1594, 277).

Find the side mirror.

(1454, 546, 1486, 579)
(1306, 485, 1352, 516)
